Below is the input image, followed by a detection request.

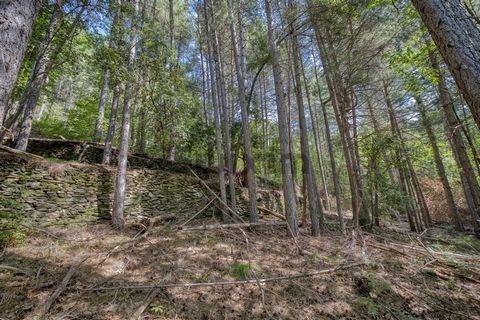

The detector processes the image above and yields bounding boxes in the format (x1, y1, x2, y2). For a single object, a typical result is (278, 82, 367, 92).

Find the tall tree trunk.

(429, 51, 480, 233)
(384, 82, 428, 231)
(300, 51, 330, 215)
(416, 96, 464, 231)
(261, 74, 270, 179)
(265, 0, 299, 236)
(412, 0, 480, 130)
(289, 0, 322, 235)
(209, 0, 236, 212)
(102, 83, 120, 165)
(204, 0, 228, 221)
(94, 68, 110, 142)
(102, 0, 123, 164)
(136, 97, 146, 154)
(111, 0, 140, 228)
(227, 0, 258, 222)
(312, 23, 367, 228)
(198, 19, 213, 167)
(0, 0, 40, 125)
(312, 55, 346, 235)
(13, 3, 63, 150)
(15, 2, 87, 151)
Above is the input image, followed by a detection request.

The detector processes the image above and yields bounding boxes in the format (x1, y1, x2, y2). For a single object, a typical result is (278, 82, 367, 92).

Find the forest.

(1, 0, 480, 319)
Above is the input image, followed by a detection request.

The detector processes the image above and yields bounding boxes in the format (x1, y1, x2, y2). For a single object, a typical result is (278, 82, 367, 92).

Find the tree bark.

(416, 96, 464, 231)
(265, 0, 299, 237)
(204, 0, 228, 221)
(227, 0, 258, 223)
(102, 82, 120, 165)
(312, 53, 346, 235)
(429, 51, 480, 233)
(198, 19, 213, 167)
(94, 69, 110, 142)
(112, 0, 140, 228)
(412, 0, 480, 130)
(289, 0, 322, 235)
(0, 0, 40, 125)
(301, 55, 330, 216)
(209, 0, 236, 212)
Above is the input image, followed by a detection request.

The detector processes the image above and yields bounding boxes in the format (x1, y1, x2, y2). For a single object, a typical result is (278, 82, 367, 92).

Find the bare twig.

(177, 197, 215, 229)
(87, 262, 364, 291)
(189, 168, 246, 223)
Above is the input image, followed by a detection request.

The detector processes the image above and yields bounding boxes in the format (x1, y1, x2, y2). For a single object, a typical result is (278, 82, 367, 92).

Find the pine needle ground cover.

(1, 214, 479, 319)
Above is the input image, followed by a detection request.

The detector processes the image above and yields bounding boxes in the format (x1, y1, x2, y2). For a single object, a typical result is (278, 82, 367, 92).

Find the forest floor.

(1, 213, 480, 320)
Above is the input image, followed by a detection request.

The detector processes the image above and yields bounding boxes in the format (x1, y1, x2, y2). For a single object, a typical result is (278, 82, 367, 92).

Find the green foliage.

(246, 17, 270, 72)
(35, 97, 98, 140)
(229, 262, 261, 280)
(354, 297, 379, 316)
(150, 304, 165, 315)
(366, 272, 392, 295)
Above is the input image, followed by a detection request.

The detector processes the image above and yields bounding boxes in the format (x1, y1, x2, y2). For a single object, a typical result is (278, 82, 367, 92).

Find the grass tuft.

(229, 262, 261, 280)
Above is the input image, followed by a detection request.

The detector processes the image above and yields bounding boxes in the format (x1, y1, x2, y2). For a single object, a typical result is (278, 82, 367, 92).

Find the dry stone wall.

(0, 151, 209, 224)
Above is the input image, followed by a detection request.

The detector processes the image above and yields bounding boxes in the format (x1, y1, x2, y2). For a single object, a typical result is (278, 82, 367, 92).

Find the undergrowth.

(229, 262, 261, 280)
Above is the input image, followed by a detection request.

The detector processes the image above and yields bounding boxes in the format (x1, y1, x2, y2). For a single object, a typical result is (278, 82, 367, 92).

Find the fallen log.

(180, 221, 286, 231)
(87, 262, 364, 291)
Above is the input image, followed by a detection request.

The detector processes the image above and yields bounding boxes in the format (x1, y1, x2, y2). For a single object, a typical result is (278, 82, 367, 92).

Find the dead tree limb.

(189, 168, 245, 223)
(87, 262, 364, 291)
(177, 197, 215, 229)
(258, 206, 286, 220)
(180, 221, 286, 231)
(30, 256, 88, 320)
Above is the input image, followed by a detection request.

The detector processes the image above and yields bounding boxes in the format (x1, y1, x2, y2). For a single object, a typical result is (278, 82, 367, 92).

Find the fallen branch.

(177, 198, 216, 229)
(87, 262, 364, 291)
(180, 221, 286, 231)
(0, 264, 31, 276)
(189, 168, 246, 223)
(258, 206, 286, 220)
(30, 256, 88, 320)
(129, 288, 160, 320)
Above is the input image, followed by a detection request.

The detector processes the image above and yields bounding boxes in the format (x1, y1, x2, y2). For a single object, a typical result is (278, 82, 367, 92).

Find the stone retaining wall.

(0, 151, 209, 224)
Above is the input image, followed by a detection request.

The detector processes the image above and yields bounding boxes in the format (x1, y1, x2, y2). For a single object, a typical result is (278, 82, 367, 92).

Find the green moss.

(0, 199, 26, 247)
